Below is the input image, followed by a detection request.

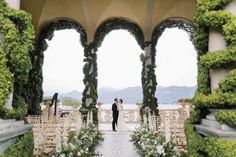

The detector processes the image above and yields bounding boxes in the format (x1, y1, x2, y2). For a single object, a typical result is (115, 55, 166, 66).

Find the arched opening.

(92, 17, 145, 128)
(42, 29, 84, 109)
(96, 29, 143, 130)
(27, 19, 87, 115)
(155, 27, 197, 106)
(152, 18, 196, 107)
(97, 30, 143, 104)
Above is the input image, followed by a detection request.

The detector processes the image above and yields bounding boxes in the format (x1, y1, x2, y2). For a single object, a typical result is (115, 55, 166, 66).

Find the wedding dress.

(117, 103, 130, 132)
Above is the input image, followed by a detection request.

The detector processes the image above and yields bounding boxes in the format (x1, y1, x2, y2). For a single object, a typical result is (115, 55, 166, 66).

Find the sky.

(43, 28, 197, 94)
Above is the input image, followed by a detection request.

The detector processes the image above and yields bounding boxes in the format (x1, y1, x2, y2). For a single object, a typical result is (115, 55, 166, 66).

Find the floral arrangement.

(131, 124, 178, 157)
(53, 123, 104, 157)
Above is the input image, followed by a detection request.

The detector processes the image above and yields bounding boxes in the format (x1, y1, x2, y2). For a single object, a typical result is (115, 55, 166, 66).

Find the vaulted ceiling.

(21, 0, 196, 41)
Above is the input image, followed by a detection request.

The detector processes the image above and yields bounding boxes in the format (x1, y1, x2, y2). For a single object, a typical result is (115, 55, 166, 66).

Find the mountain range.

(46, 85, 196, 104)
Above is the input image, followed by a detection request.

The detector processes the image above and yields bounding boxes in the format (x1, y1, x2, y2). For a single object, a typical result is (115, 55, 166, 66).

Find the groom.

(112, 98, 119, 131)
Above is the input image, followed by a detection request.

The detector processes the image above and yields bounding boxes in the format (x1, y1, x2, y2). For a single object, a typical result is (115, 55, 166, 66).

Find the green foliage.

(216, 110, 236, 128)
(81, 43, 98, 120)
(184, 120, 203, 157)
(0, 43, 13, 108)
(141, 62, 158, 114)
(0, 130, 34, 157)
(218, 69, 236, 92)
(0, 0, 35, 119)
(186, 0, 236, 156)
(53, 123, 103, 157)
(0, 95, 28, 120)
(203, 137, 236, 157)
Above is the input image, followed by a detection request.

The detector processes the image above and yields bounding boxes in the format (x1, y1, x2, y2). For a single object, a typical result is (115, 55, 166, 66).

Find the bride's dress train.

(117, 104, 131, 132)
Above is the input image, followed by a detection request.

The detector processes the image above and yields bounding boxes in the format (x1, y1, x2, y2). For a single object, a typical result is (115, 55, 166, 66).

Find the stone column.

(209, 1, 236, 91)
(141, 41, 158, 115)
(81, 42, 98, 124)
(1, 0, 20, 109)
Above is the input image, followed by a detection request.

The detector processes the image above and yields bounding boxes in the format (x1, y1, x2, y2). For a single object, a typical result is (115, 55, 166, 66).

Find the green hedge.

(0, 0, 35, 119)
(0, 130, 34, 157)
(203, 137, 236, 157)
(0, 43, 13, 108)
(184, 120, 203, 157)
(216, 110, 236, 128)
(185, 0, 236, 156)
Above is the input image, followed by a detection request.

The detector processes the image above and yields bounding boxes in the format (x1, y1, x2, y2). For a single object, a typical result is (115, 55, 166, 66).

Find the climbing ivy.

(0, 0, 35, 119)
(187, 0, 236, 156)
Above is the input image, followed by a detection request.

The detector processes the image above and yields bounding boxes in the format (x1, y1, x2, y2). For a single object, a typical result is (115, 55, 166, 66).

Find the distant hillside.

(44, 85, 196, 104)
(156, 86, 196, 103)
(98, 86, 143, 104)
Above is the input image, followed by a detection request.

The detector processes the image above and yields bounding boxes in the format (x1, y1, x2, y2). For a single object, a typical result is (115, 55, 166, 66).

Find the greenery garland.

(27, 19, 87, 115)
(81, 42, 99, 123)
(0, 0, 35, 119)
(140, 48, 158, 115)
(186, 0, 236, 156)
(94, 17, 145, 49)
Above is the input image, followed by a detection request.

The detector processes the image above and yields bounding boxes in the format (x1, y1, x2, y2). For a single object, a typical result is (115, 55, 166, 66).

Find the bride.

(117, 99, 130, 132)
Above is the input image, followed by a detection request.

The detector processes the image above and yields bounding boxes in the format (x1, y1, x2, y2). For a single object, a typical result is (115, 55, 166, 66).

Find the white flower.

(77, 152, 81, 156)
(59, 154, 66, 157)
(156, 145, 164, 154)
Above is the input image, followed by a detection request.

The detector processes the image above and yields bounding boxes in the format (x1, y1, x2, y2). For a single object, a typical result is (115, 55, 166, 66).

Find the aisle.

(95, 131, 140, 157)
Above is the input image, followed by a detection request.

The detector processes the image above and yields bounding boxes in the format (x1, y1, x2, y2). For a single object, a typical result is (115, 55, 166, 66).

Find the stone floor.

(95, 131, 140, 157)
(95, 123, 140, 157)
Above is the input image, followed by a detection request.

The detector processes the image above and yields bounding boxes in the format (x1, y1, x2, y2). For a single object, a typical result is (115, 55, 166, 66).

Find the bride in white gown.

(117, 99, 130, 132)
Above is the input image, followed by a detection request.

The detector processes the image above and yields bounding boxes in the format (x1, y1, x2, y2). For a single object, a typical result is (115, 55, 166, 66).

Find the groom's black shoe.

(113, 130, 117, 132)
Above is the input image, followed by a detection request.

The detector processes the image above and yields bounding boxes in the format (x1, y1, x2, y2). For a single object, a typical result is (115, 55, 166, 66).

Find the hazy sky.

(43, 28, 197, 94)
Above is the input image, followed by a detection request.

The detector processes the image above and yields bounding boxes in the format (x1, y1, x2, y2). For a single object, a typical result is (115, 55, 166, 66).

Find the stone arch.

(80, 17, 145, 123)
(149, 17, 195, 111)
(151, 17, 195, 63)
(26, 17, 87, 115)
(94, 17, 145, 50)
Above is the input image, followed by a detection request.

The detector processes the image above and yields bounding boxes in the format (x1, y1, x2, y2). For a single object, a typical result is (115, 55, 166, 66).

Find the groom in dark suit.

(112, 98, 119, 131)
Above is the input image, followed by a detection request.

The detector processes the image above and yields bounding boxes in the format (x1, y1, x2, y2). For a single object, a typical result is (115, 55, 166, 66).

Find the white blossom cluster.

(131, 124, 178, 157)
(52, 123, 103, 157)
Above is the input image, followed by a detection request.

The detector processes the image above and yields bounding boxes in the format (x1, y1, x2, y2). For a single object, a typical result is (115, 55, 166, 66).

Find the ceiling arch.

(21, 0, 196, 41)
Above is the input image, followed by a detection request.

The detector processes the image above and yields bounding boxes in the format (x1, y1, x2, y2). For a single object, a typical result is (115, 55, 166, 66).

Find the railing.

(97, 103, 192, 153)
(98, 106, 140, 123)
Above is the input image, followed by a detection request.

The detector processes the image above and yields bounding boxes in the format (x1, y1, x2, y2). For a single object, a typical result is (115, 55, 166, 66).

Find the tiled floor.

(95, 131, 140, 157)
(96, 123, 140, 157)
